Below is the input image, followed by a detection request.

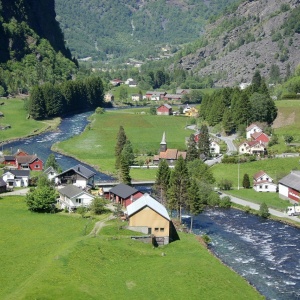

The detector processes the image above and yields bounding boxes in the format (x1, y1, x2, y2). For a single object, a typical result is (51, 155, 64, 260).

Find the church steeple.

(160, 132, 167, 152)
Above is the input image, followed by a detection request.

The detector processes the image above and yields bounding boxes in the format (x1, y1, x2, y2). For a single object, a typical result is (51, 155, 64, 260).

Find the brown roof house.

(253, 170, 277, 193)
(126, 193, 173, 245)
(156, 104, 172, 115)
(153, 132, 186, 165)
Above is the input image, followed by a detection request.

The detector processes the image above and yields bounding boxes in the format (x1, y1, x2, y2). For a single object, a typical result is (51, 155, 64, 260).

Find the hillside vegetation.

(55, 0, 239, 61)
(0, 197, 263, 299)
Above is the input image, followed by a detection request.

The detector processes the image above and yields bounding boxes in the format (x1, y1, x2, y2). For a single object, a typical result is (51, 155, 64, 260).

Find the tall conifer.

(115, 126, 127, 170)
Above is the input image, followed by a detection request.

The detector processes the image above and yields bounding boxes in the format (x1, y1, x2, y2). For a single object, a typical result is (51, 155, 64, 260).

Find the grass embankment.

(0, 197, 263, 299)
(0, 98, 60, 149)
(54, 108, 191, 180)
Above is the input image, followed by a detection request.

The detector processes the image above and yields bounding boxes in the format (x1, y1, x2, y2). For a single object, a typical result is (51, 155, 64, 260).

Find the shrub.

(259, 202, 270, 218)
(219, 196, 232, 208)
(207, 192, 220, 206)
(218, 179, 233, 190)
(202, 234, 211, 244)
(90, 197, 106, 215)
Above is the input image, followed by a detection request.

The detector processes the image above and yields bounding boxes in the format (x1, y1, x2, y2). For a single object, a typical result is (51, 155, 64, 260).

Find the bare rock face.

(174, 0, 300, 87)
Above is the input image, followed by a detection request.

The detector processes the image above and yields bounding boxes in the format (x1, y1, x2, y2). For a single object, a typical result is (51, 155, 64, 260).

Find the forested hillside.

(172, 0, 300, 86)
(55, 0, 240, 61)
(0, 0, 76, 96)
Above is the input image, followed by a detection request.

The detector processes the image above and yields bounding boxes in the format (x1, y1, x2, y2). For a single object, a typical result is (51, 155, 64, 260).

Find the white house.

(43, 166, 58, 183)
(278, 171, 300, 203)
(55, 164, 95, 189)
(210, 140, 220, 155)
(2, 170, 30, 188)
(246, 123, 263, 139)
(238, 140, 266, 156)
(58, 184, 95, 211)
(253, 170, 277, 192)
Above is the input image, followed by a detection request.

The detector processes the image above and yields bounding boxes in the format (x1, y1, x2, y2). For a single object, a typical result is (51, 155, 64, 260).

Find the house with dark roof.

(2, 170, 30, 188)
(145, 91, 166, 101)
(109, 183, 143, 208)
(1, 155, 16, 167)
(56, 164, 95, 189)
(126, 193, 172, 245)
(156, 104, 173, 115)
(278, 171, 300, 203)
(58, 184, 95, 211)
(44, 166, 59, 182)
(161, 93, 182, 101)
(253, 170, 277, 192)
(153, 132, 186, 165)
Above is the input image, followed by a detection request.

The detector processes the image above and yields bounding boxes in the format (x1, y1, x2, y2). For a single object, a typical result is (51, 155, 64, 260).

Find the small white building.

(210, 140, 220, 155)
(2, 170, 30, 188)
(246, 123, 263, 139)
(43, 166, 58, 182)
(58, 184, 95, 211)
(253, 170, 277, 192)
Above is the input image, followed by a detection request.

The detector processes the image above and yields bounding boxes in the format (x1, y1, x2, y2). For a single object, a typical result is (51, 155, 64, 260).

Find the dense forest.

(55, 0, 240, 60)
(28, 76, 104, 119)
(0, 0, 77, 96)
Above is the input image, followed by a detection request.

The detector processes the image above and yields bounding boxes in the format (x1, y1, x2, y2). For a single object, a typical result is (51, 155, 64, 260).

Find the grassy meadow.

(0, 196, 263, 300)
(0, 98, 60, 148)
(53, 108, 192, 179)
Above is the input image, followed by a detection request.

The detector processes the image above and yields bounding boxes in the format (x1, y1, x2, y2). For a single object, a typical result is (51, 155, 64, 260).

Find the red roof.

(253, 170, 266, 180)
(251, 132, 270, 143)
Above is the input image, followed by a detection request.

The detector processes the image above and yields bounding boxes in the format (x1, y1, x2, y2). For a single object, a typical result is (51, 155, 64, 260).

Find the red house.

(109, 183, 143, 208)
(15, 155, 43, 171)
(156, 104, 173, 115)
(2, 155, 16, 167)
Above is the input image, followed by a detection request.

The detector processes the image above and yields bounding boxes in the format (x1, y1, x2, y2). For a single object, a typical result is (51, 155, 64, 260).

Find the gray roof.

(57, 164, 95, 179)
(3, 169, 30, 177)
(3, 155, 15, 160)
(279, 171, 300, 191)
(59, 184, 94, 199)
(0, 177, 6, 187)
(43, 166, 56, 175)
(127, 193, 170, 220)
(109, 183, 139, 199)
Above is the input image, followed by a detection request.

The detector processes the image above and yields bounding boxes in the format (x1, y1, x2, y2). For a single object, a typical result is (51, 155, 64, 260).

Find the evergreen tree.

(251, 70, 262, 93)
(222, 108, 235, 135)
(187, 179, 204, 215)
(187, 159, 215, 184)
(186, 134, 198, 161)
(119, 153, 131, 185)
(154, 159, 171, 205)
(29, 86, 46, 119)
(121, 140, 135, 166)
(115, 126, 127, 170)
(242, 173, 250, 189)
(197, 124, 210, 158)
(232, 92, 251, 126)
(167, 156, 189, 221)
(45, 153, 62, 173)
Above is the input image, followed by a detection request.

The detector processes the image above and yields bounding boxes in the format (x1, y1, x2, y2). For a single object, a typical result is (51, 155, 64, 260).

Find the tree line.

(200, 71, 278, 134)
(27, 77, 104, 119)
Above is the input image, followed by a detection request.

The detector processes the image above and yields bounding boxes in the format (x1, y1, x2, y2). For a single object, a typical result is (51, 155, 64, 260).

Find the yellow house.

(185, 107, 198, 117)
(126, 193, 171, 245)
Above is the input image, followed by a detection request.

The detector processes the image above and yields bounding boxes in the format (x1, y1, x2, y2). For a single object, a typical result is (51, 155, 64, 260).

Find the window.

(265, 185, 268, 189)
(154, 228, 159, 232)
(259, 185, 262, 189)
(160, 228, 164, 232)
(35, 165, 39, 169)
(76, 198, 82, 204)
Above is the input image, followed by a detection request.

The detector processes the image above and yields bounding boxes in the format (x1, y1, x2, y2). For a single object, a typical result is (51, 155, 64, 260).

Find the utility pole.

(238, 156, 240, 190)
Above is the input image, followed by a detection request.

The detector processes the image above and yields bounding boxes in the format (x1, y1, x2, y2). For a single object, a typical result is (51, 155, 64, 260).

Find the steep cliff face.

(0, 0, 71, 63)
(173, 0, 300, 86)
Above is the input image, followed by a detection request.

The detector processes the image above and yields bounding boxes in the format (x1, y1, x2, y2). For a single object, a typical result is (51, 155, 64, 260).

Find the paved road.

(222, 193, 300, 224)
(3, 188, 29, 196)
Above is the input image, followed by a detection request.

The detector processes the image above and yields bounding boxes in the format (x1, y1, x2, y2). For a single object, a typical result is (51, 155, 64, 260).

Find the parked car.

(216, 133, 221, 137)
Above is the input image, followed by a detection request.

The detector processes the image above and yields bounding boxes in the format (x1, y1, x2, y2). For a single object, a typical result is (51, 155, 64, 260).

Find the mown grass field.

(54, 109, 192, 179)
(0, 98, 60, 148)
(0, 197, 263, 300)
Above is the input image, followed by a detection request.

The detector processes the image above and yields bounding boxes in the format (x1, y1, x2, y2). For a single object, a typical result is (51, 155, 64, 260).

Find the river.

(183, 209, 300, 300)
(1, 111, 113, 181)
(3, 110, 300, 299)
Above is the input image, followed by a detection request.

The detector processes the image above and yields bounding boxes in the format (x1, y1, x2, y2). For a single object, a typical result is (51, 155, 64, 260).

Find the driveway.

(3, 188, 29, 196)
(222, 193, 300, 224)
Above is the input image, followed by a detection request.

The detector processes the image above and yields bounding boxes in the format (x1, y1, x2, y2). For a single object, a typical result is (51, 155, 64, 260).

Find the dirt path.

(89, 214, 115, 236)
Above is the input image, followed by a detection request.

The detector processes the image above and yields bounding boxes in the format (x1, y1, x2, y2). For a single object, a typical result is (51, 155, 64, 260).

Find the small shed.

(109, 183, 143, 207)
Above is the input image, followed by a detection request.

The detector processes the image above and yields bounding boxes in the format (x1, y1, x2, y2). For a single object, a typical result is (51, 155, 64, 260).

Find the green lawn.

(0, 197, 263, 300)
(0, 98, 59, 149)
(54, 110, 192, 179)
(225, 189, 290, 211)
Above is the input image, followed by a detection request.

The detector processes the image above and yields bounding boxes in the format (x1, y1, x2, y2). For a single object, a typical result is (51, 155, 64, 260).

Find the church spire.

(160, 132, 167, 152)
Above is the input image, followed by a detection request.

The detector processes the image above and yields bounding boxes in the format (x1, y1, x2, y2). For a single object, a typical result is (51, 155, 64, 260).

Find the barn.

(278, 171, 300, 203)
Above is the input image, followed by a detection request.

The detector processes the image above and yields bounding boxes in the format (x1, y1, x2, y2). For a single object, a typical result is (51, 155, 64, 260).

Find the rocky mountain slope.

(173, 0, 300, 86)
